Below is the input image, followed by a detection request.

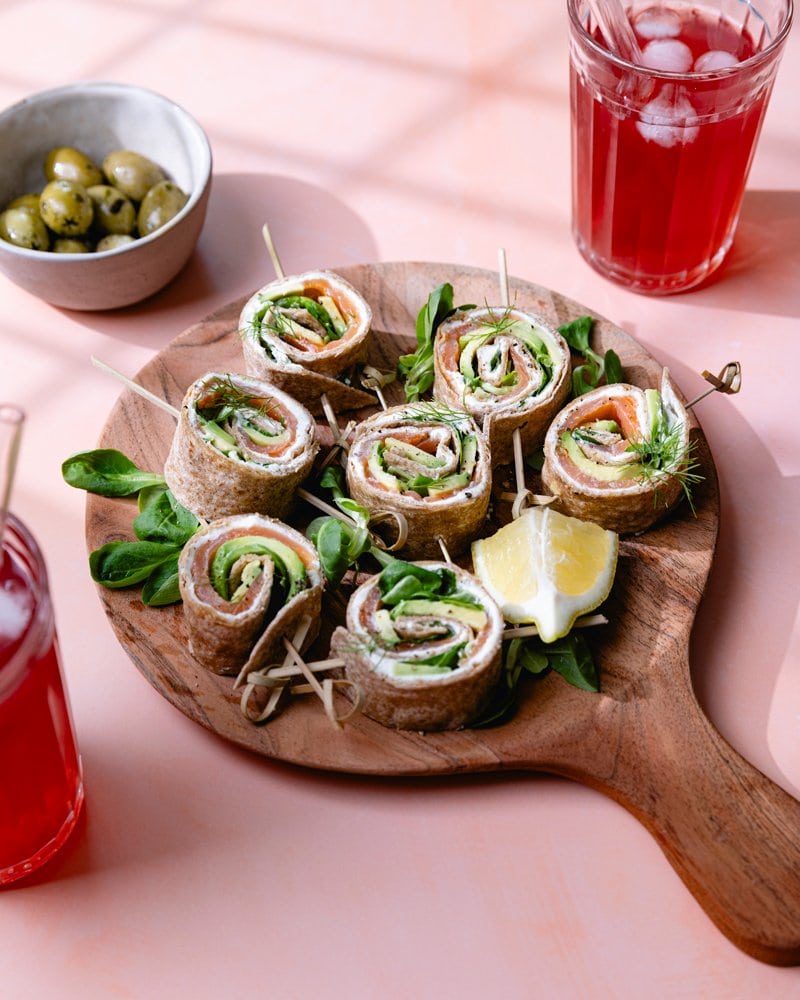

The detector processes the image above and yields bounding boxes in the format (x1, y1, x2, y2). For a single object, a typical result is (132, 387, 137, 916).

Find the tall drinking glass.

(1, 408, 84, 885)
(568, 0, 793, 294)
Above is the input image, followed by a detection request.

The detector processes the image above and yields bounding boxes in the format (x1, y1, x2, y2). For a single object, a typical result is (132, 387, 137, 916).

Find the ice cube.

(641, 38, 693, 73)
(636, 87, 699, 148)
(634, 7, 681, 40)
(694, 49, 740, 72)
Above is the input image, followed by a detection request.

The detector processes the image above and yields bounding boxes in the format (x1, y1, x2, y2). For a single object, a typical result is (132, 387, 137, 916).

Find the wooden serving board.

(86, 261, 800, 965)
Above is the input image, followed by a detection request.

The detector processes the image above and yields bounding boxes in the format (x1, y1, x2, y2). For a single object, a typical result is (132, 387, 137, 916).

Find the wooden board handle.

(576, 678, 800, 965)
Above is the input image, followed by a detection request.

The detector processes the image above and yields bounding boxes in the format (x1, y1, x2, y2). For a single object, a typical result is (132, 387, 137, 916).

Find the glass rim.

(567, 0, 794, 79)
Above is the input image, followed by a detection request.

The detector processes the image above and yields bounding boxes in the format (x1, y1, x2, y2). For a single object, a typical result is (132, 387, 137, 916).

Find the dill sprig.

(403, 400, 472, 429)
(401, 400, 474, 464)
(627, 419, 703, 512)
(198, 375, 278, 424)
(475, 303, 518, 338)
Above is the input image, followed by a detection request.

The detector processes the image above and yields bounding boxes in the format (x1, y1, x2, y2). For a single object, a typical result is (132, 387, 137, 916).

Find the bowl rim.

(0, 80, 213, 262)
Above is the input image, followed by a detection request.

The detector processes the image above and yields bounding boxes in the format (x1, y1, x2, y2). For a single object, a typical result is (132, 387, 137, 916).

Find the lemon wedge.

(471, 506, 618, 642)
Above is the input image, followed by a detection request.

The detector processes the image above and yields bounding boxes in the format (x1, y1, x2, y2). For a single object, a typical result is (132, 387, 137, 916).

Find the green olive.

(44, 146, 103, 187)
(5, 192, 42, 215)
(87, 184, 136, 235)
(96, 233, 135, 252)
(39, 180, 94, 236)
(52, 238, 91, 254)
(103, 150, 167, 201)
(0, 207, 50, 250)
(137, 180, 188, 236)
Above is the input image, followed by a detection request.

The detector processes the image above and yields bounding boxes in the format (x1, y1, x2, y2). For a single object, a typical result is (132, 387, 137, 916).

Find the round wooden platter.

(86, 261, 800, 965)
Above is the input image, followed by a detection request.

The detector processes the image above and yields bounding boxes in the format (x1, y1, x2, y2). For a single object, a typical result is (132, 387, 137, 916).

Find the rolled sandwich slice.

(239, 269, 375, 413)
(179, 513, 323, 676)
(165, 372, 318, 521)
(346, 402, 492, 560)
(541, 369, 694, 535)
(330, 560, 504, 731)
(433, 306, 571, 465)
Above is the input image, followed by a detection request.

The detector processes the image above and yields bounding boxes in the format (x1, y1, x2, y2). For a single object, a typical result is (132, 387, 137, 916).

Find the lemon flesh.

(471, 507, 618, 642)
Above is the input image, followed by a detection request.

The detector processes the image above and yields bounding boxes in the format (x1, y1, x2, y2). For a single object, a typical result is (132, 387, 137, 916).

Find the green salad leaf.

(62, 449, 166, 496)
(63, 448, 199, 606)
(305, 466, 373, 587)
(89, 540, 182, 589)
(558, 315, 622, 397)
(472, 630, 599, 727)
(397, 283, 457, 402)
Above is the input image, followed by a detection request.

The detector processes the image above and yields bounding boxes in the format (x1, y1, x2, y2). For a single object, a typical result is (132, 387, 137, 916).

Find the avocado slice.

(425, 472, 470, 495)
(389, 662, 454, 677)
(506, 319, 547, 354)
(318, 294, 348, 337)
(560, 430, 642, 482)
(275, 312, 327, 346)
(210, 535, 307, 601)
(391, 599, 487, 629)
(583, 419, 620, 434)
(644, 388, 663, 437)
(383, 437, 445, 469)
(197, 415, 237, 454)
(272, 295, 339, 342)
(240, 418, 290, 448)
(367, 441, 401, 492)
(373, 608, 401, 647)
(459, 434, 478, 478)
(458, 336, 481, 381)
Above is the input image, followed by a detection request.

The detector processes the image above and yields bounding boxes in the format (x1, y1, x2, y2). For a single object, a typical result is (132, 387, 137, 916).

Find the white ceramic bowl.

(0, 81, 212, 310)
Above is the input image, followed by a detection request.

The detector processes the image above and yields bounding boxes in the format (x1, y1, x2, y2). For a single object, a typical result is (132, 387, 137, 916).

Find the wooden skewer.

(496, 248, 531, 520)
(497, 247, 510, 310)
(685, 361, 742, 409)
(92, 357, 180, 419)
(502, 614, 608, 640)
(319, 392, 352, 452)
(360, 366, 395, 411)
(511, 427, 534, 521)
(282, 638, 361, 729)
(261, 222, 285, 280)
(436, 536, 452, 564)
(297, 487, 349, 521)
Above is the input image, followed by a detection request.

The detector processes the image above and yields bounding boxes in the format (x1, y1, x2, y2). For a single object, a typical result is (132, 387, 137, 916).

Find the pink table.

(1, 3, 798, 997)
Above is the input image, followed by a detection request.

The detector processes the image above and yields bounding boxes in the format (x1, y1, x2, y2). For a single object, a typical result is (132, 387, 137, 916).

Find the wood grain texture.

(85, 261, 800, 965)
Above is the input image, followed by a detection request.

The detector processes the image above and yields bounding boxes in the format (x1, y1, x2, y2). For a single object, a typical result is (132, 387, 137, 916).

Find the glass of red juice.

(568, 0, 793, 294)
(1, 508, 84, 885)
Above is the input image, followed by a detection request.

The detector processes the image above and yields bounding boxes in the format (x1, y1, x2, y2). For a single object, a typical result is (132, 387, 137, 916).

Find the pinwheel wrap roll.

(164, 372, 318, 522)
(179, 514, 323, 676)
(433, 306, 571, 465)
(345, 403, 491, 560)
(240, 269, 375, 413)
(541, 369, 692, 535)
(330, 561, 503, 731)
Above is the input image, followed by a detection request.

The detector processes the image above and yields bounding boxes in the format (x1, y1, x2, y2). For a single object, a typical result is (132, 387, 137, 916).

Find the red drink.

(1, 513, 83, 885)
(568, 1, 792, 293)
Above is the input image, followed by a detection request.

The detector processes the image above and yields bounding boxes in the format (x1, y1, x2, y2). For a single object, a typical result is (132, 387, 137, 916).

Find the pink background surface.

(1, 2, 798, 997)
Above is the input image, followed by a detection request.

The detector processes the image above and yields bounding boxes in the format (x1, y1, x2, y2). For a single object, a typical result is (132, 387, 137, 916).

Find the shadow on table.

(60, 172, 380, 349)
(673, 189, 800, 318)
(634, 346, 800, 799)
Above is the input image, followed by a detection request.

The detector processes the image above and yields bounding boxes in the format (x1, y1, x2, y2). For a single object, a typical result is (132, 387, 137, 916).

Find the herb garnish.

(558, 315, 622, 397)
(627, 405, 703, 511)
